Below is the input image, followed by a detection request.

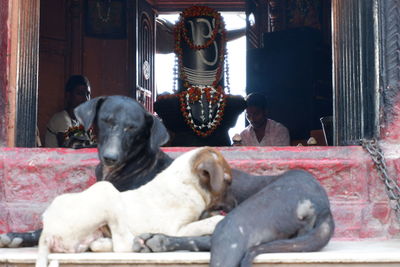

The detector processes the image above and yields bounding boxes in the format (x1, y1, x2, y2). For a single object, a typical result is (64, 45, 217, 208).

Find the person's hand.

(232, 134, 242, 146)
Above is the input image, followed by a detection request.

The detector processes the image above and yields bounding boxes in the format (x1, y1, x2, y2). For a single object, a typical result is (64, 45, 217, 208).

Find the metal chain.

(360, 138, 400, 222)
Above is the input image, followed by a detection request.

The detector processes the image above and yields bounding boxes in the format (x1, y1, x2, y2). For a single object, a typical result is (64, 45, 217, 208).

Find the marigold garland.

(172, 6, 228, 137)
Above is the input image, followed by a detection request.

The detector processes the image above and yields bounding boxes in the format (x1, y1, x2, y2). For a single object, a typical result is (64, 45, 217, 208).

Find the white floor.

(1, 240, 400, 266)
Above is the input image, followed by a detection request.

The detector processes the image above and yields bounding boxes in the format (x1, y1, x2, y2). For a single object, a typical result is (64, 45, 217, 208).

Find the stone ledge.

(1, 240, 400, 266)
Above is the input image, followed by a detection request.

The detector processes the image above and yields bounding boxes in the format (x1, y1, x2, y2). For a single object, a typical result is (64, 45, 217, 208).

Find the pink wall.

(1, 146, 399, 240)
(0, 0, 9, 147)
(381, 87, 400, 143)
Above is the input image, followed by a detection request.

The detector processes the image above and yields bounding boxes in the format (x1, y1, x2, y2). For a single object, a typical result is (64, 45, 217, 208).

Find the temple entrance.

(7, 0, 380, 148)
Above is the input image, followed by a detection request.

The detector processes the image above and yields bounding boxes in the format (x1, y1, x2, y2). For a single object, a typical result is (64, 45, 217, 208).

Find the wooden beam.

(154, 0, 245, 12)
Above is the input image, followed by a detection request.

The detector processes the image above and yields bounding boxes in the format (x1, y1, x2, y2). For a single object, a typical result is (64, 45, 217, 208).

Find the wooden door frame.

(7, 0, 40, 147)
(5, 0, 20, 146)
(7, 0, 393, 147)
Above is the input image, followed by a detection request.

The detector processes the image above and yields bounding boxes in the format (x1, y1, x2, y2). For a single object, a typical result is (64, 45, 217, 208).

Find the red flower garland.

(178, 6, 222, 50)
(178, 86, 227, 137)
(172, 6, 228, 137)
(174, 6, 227, 90)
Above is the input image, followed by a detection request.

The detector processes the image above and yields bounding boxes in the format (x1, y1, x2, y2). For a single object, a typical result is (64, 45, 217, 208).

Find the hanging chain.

(360, 138, 400, 222)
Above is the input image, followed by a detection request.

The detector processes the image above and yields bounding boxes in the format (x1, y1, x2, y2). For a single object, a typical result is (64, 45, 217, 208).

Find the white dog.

(36, 147, 234, 267)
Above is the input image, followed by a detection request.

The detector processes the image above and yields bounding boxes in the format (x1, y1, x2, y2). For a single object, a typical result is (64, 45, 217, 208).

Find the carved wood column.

(136, 0, 155, 112)
(15, 0, 40, 147)
(127, 0, 137, 101)
(246, 0, 287, 49)
(332, 0, 377, 145)
(268, 0, 285, 32)
(378, 0, 400, 142)
(246, 0, 269, 49)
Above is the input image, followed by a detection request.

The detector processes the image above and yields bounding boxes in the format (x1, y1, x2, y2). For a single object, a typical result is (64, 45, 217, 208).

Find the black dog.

(75, 95, 173, 191)
(1, 96, 334, 267)
(0, 95, 173, 248)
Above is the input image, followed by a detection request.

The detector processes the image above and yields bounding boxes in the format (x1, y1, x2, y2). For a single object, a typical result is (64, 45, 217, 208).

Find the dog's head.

(74, 96, 169, 168)
(191, 147, 236, 218)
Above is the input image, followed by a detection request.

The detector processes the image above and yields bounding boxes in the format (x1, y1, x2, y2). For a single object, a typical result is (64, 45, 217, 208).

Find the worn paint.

(0, 0, 9, 146)
(381, 88, 400, 143)
(0, 146, 399, 240)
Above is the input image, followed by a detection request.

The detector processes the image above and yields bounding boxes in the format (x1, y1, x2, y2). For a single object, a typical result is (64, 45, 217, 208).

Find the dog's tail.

(240, 211, 335, 267)
(35, 234, 50, 267)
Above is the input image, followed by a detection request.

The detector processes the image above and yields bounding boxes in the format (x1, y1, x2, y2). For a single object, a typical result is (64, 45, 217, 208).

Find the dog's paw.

(132, 234, 152, 253)
(143, 234, 172, 252)
(8, 237, 23, 248)
(90, 237, 113, 252)
(0, 234, 23, 248)
(132, 233, 172, 252)
(0, 234, 11, 247)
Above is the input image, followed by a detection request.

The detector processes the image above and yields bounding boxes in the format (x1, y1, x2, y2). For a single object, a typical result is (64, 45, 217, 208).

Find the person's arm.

(44, 111, 70, 147)
(274, 125, 290, 146)
(226, 27, 246, 42)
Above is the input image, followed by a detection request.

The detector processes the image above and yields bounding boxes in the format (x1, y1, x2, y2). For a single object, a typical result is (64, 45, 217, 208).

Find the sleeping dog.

(36, 146, 234, 267)
(133, 170, 334, 267)
(2, 96, 334, 267)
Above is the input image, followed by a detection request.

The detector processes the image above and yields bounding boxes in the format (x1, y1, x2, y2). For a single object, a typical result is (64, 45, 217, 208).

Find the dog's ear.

(146, 113, 170, 151)
(196, 149, 232, 193)
(74, 96, 107, 131)
(196, 156, 225, 193)
(197, 160, 224, 193)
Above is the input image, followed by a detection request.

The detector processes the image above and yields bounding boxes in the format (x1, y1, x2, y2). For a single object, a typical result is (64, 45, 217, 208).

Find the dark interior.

(37, 0, 333, 146)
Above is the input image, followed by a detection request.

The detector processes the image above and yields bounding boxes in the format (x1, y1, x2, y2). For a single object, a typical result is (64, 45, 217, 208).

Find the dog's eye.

(102, 118, 114, 126)
(124, 126, 134, 132)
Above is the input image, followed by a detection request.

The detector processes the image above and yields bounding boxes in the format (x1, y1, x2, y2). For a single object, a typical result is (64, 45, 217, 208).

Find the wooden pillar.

(0, 0, 12, 146)
(136, 0, 155, 112)
(268, 0, 285, 32)
(14, 0, 40, 147)
(378, 0, 400, 142)
(331, 0, 377, 145)
(246, 0, 269, 49)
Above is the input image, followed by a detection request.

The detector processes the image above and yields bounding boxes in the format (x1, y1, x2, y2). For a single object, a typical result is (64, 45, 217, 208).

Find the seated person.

(45, 75, 93, 148)
(238, 92, 290, 146)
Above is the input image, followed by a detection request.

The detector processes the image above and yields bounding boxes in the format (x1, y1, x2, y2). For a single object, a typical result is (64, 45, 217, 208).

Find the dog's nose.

(103, 155, 118, 166)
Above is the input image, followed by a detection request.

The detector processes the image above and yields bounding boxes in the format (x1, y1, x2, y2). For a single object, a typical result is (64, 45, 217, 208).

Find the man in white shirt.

(45, 75, 91, 147)
(239, 92, 290, 146)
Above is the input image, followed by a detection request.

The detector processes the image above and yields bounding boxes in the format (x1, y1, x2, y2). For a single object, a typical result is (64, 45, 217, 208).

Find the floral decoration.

(169, 5, 228, 137)
(63, 125, 96, 148)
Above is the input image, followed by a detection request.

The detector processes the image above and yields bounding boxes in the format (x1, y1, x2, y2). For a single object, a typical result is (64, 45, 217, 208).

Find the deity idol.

(154, 6, 246, 146)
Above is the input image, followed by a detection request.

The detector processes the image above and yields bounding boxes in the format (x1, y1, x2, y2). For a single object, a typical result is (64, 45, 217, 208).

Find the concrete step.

(1, 240, 400, 267)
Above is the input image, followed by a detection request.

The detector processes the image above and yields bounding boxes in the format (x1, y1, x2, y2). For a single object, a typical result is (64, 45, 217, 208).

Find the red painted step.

(0, 146, 399, 240)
